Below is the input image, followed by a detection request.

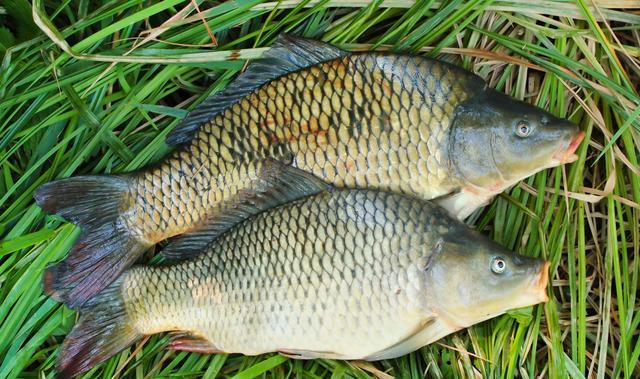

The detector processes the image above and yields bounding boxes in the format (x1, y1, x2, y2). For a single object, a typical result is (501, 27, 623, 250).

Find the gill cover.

(449, 89, 581, 190)
(425, 229, 549, 327)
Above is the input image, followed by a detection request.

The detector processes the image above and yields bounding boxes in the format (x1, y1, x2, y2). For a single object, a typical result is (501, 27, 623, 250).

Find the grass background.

(0, 0, 639, 378)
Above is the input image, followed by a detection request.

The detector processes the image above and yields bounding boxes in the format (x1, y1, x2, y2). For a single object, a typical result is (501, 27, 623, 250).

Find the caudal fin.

(57, 277, 141, 378)
(35, 176, 147, 308)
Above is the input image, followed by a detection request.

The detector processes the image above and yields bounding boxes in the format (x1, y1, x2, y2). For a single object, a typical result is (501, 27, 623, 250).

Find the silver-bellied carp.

(35, 35, 579, 307)
(55, 187, 549, 377)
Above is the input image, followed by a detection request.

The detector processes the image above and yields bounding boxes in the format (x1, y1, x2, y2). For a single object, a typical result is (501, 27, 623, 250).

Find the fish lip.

(552, 131, 584, 164)
(534, 261, 550, 303)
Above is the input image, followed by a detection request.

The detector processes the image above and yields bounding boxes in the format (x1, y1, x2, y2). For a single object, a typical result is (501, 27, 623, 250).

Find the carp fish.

(35, 35, 580, 307)
(56, 187, 550, 377)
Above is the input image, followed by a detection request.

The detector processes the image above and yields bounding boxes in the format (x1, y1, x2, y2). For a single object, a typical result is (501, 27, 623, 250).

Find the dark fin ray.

(161, 159, 330, 261)
(168, 332, 224, 354)
(57, 277, 141, 378)
(165, 34, 347, 146)
(34, 175, 147, 309)
(278, 349, 349, 360)
(34, 176, 128, 227)
(43, 227, 145, 309)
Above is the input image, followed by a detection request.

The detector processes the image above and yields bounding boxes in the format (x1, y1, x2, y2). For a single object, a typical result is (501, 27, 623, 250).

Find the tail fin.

(35, 176, 147, 308)
(57, 277, 141, 378)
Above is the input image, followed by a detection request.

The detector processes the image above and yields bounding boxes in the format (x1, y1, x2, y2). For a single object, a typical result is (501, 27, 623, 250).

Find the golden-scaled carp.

(56, 188, 549, 377)
(35, 35, 579, 307)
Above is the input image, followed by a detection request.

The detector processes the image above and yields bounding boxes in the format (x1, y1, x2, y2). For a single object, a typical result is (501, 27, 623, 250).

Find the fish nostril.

(512, 255, 526, 266)
(562, 119, 579, 130)
(541, 116, 549, 126)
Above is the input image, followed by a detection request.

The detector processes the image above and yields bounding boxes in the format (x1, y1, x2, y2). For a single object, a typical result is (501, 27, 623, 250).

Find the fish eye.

(515, 121, 531, 137)
(491, 257, 506, 274)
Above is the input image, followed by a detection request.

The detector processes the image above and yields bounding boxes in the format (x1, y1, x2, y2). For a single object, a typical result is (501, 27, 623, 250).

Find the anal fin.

(168, 332, 225, 354)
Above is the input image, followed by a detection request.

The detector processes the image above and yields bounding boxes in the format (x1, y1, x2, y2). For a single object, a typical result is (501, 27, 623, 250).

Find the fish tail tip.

(56, 337, 81, 379)
(55, 277, 140, 377)
(56, 337, 92, 379)
(43, 237, 148, 309)
(42, 264, 65, 301)
(33, 182, 57, 212)
(55, 364, 78, 379)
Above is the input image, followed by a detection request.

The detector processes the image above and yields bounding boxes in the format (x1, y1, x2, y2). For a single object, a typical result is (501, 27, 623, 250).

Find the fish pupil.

(492, 257, 506, 273)
(516, 121, 531, 137)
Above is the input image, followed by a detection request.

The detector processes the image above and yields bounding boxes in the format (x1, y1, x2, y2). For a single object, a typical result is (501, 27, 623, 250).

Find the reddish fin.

(57, 276, 141, 378)
(34, 175, 147, 308)
(278, 349, 348, 360)
(168, 332, 224, 354)
(43, 228, 146, 309)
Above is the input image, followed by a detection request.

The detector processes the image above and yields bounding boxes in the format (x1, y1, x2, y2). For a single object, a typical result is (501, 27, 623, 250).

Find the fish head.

(449, 89, 584, 192)
(424, 232, 549, 328)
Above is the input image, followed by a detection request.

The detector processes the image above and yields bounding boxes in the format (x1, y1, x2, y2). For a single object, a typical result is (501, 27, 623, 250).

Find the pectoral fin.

(435, 188, 493, 220)
(364, 317, 447, 361)
(278, 349, 350, 360)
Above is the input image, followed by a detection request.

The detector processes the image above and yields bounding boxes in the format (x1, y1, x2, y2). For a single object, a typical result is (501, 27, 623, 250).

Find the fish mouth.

(552, 131, 584, 164)
(532, 261, 550, 303)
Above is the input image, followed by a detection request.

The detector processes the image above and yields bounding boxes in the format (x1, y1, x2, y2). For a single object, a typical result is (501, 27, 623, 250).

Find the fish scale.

(38, 35, 578, 310)
(127, 54, 468, 243)
(123, 190, 440, 359)
(56, 186, 549, 377)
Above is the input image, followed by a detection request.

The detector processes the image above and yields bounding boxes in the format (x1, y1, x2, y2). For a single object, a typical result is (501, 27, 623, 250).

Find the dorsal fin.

(166, 34, 348, 146)
(160, 159, 330, 261)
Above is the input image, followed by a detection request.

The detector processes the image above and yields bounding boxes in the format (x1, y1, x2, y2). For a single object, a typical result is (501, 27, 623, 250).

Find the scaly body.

(125, 189, 450, 358)
(56, 189, 549, 377)
(125, 53, 471, 243)
(36, 35, 581, 307)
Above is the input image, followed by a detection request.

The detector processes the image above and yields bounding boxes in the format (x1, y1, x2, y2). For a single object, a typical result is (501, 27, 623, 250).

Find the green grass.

(1, 0, 639, 378)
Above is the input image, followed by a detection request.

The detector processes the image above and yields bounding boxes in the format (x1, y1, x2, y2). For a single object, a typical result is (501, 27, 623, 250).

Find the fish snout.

(552, 130, 584, 164)
(532, 261, 550, 303)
